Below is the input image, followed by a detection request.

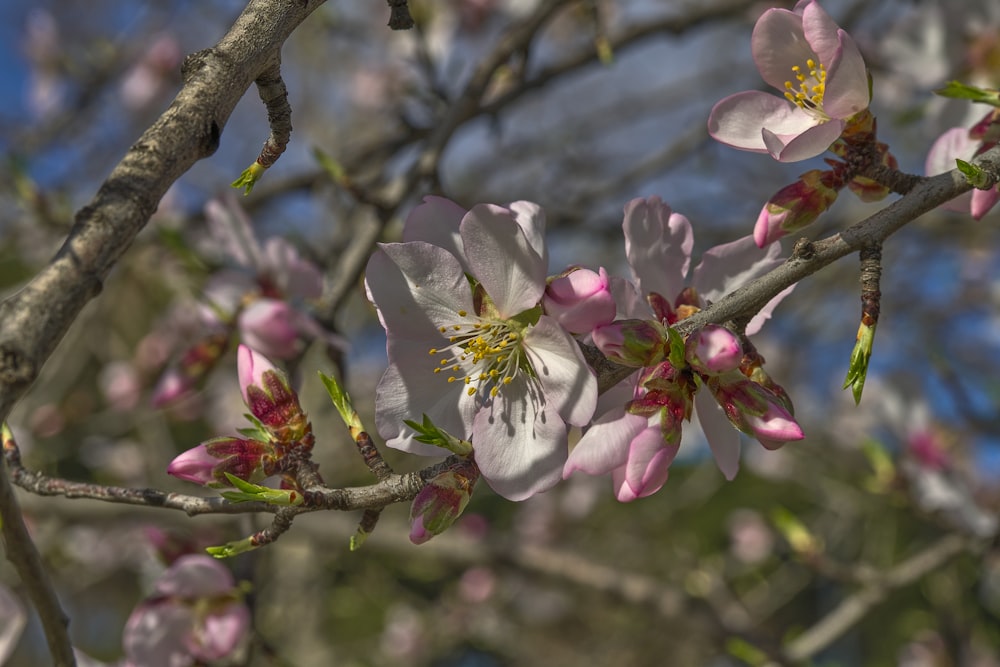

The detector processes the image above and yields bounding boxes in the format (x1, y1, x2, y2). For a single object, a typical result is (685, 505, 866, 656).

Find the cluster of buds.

(167, 345, 313, 488)
(594, 319, 803, 454)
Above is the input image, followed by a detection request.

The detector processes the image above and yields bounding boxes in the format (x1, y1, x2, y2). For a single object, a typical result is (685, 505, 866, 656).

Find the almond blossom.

(564, 197, 798, 500)
(122, 555, 250, 667)
(366, 197, 597, 501)
(707, 0, 870, 162)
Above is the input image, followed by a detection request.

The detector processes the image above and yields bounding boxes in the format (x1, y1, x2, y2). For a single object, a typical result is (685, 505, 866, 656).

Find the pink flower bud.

(409, 463, 479, 545)
(754, 170, 841, 247)
(167, 444, 218, 485)
(237, 344, 278, 405)
(238, 299, 302, 360)
(542, 267, 616, 334)
(745, 402, 804, 450)
(708, 374, 804, 450)
(237, 345, 311, 448)
(592, 319, 668, 368)
(972, 187, 1000, 220)
(685, 325, 742, 374)
(613, 425, 680, 502)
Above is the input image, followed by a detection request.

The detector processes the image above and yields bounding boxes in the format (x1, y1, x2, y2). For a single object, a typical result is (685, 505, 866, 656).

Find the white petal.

(623, 197, 692, 301)
(473, 382, 566, 501)
(523, 316, 597, 427)
(564, 405, 645, 476)
(695, 391, 741, 480)
(461, 204, 546, 316)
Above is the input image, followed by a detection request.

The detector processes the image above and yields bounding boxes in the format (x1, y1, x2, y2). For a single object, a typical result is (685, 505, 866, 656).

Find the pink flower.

(565, 197, 794, 491)
(542, 267, 616, 334)
(367, 197, 597, 501)
(236, 345, 311, 446)
(707, 0, 869, 162)
(237, 299, 303, 360)
(591, 319, 669, 368)
(925, 126, 1000, 220)
(122, 555, 250, 667)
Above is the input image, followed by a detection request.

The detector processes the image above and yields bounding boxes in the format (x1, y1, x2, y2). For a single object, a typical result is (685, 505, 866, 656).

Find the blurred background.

(1, 0, 999, 664)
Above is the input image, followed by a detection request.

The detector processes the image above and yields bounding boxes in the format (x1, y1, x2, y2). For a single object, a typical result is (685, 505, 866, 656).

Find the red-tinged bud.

(543, 267, 616, 334)
(409, 462, 479, 545)
(647, 291, 675, 324)
(237, 345, 311, 447)
(686, 325, 742, 375)
(754, 169, 841, 247)
(971, 187, 1000, 220)
(592, 319, 669, 368)
(168, 437, 273, 487)
(707, 374, 804, 449)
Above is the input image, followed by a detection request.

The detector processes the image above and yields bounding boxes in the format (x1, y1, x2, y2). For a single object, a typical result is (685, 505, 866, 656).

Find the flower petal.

(622, 425, 679, 499)
(563, 405, 646, 477)
(623, 197, 692, 301)
(472, 382, 566, 501)
(508, 201, 548, 267)
(972, 187, 1000, 220)
(403, 196, 468, 268)
(708, 91, 796, 153)
(695, 390, 741, 480)
(366, 242, 474, 335)
(691, 235, 782, 304)
(461, 204, 546, 316)
(821, 31, 870, 119)
(375, 338, 478, 456)
(799, 0, 842, 68)
(522, 315, 597, 427)
(762, 119, 845, 162)
(751, 8, 814, 92)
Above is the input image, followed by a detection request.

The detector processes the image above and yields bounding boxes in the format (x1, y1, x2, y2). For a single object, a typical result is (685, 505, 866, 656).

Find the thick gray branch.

(0, 0, 327, 423)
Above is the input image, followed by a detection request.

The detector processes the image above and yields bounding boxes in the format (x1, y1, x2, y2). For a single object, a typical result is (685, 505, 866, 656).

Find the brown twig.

(253, 62, 292, 169)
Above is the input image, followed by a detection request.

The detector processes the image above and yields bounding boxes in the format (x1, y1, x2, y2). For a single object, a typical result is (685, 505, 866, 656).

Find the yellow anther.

(458, 310, 467, 317)
(467, 387, 476, 396)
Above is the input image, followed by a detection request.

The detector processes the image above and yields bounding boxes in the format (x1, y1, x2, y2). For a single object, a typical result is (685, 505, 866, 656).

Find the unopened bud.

(592, 319, 669, 368)
(543, 267, 616, 334)
(754, 169, 841, 247)
(410, 463, 479, 544)
(685, 325, 742, 375)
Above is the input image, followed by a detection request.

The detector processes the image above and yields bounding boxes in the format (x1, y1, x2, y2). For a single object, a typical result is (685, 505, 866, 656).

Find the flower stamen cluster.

(429, 311, 526, 398)
(784, 59, 828, 118)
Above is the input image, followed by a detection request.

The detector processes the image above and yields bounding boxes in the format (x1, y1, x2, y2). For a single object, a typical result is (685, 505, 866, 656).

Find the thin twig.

(0, 441, 75, 666)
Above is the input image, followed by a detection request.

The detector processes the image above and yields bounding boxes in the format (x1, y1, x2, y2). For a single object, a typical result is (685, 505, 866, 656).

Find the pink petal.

(522, 315, 597, 427)
(472, 385, 567, 501)
(190, 604, 250, 661)
(971, 187, 1000, 220)
(563, 406, 646, 477)
(799, 0, 841, 67)
(622, 426, 679, 499)
(123, 600, 193, 667)
(708, 91, 795, 153)
(237, 344, 278, 406)
(695, 391, 741, 480)
(260, 237, 323, 299)
(762, 118, 845, 162)
(821, 31, 870, 119)
(402, 195, 468, 267)
(622, 197, 692, 301)
(460, 204, 546, 317)
(238, 299, 301, 360)
(925, 128, 975, 213)
(691, 235, 783, 304)
(154, 555, 236, 597)
(751, 8, 815, 92)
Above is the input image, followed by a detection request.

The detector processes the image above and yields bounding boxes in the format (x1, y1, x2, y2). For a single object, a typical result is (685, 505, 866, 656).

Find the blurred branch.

(781, 533, 982, 663)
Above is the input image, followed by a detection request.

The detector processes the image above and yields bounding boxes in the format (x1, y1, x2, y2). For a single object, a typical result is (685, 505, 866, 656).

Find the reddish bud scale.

(203, 436, 272, 485)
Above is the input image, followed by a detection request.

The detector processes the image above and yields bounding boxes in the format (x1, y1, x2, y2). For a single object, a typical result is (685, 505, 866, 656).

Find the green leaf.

(318, 371, 365, 435)
(402, 414, 473, 457)
(232, 162, 267, 195)
(219, 473, 304, 505)
(206, 537, 256, 559)
(666, 326, 686, 370)
(725, 637, 769, 666)
(956, 159, 992, 188)
(843, 320, 876, 404)
(934, 81, 1000, 107)
(313, 147, 348, 184)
